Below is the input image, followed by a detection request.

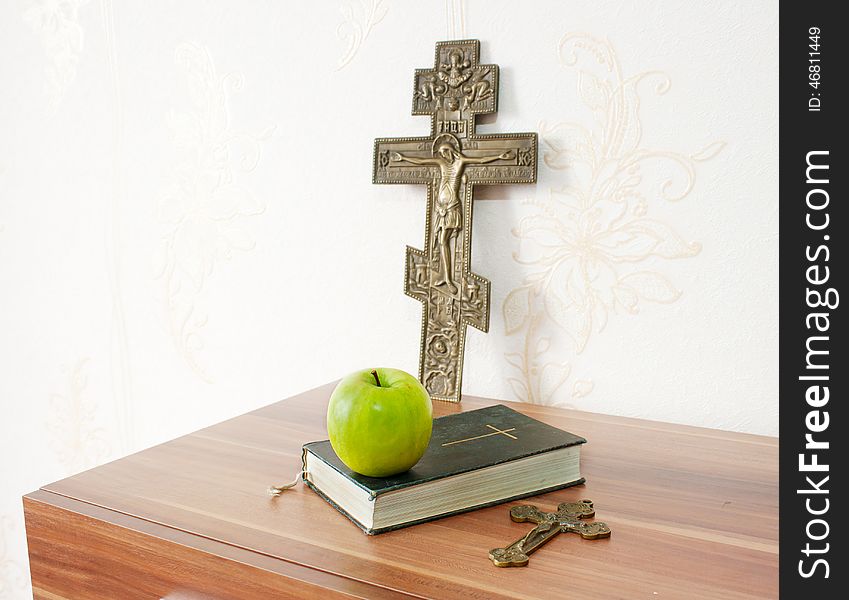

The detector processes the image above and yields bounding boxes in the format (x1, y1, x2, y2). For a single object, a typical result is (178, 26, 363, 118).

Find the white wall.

(0, 1, 777, 595)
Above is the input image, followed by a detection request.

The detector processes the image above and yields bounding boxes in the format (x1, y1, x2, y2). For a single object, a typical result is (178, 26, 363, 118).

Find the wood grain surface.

(25, 382, 778, 599)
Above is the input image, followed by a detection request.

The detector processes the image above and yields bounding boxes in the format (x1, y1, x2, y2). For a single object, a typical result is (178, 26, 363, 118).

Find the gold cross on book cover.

(373, 40, 538, 402)
(441, 423, 517, 446)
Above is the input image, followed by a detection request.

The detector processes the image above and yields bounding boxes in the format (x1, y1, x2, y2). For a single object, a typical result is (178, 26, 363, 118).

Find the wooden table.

(24, 383, 778, 599)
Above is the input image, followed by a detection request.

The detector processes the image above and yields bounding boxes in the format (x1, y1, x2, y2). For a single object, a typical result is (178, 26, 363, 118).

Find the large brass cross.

(489, 500, 611, 567)
(373, 40, 537, 402)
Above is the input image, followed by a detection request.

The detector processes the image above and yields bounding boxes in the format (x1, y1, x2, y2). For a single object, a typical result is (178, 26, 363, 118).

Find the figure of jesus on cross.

(391, 135, 513, 294)
(373, 40, 537, 402)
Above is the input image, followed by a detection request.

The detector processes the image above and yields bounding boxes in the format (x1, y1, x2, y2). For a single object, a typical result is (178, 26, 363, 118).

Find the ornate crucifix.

(489, 500, 611, 567)
(373, 40, 537, 402)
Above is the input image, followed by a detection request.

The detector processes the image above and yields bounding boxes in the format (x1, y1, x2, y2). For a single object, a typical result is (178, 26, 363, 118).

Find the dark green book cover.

(303, 404, 586, 533)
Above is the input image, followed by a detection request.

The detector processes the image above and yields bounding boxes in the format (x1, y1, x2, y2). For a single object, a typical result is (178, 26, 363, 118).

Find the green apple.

(327, 368, 433, 477)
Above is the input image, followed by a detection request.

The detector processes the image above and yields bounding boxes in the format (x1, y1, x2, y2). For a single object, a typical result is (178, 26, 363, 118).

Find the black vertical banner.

(780, 3, 845, 598)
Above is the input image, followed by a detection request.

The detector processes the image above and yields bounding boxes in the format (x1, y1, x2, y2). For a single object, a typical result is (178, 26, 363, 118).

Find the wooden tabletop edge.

(23, 489, 428, 600)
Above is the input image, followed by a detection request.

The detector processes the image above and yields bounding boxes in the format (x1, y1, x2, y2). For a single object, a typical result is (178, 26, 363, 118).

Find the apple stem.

(370, 369, 382, 387)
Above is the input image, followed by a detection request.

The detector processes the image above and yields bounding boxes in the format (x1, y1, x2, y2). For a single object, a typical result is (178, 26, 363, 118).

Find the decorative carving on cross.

(373, 40, 538, 402)
(489, 500, 611, 567)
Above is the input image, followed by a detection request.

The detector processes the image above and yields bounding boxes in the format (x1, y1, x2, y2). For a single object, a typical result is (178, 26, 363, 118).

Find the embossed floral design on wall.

(157, 43, 274, 381)
(0, 516, 25, 599)
(336, 0, 388, 70)
(47, 358, 110, 473)
(503, 33, 724, 406)
(23, 0, 89, 112)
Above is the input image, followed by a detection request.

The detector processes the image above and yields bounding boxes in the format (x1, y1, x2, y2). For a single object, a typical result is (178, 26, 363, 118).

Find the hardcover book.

(302, 404, 586, 534)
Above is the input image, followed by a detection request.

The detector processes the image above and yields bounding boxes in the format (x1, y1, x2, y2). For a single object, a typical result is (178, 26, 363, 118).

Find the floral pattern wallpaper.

(23, 0, 90, 113)
(0, 1, 778, 597)
(47, 359, 111, 473)
(157, 42, 275, 381)
(0, 517, 25, 599)
(336, 0, 388, 70)
(503, 33, 725, 407)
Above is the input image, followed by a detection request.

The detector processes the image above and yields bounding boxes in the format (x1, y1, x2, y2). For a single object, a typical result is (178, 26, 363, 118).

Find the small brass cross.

(373, 40, 537, 402)
(489, 500, 611, 567)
